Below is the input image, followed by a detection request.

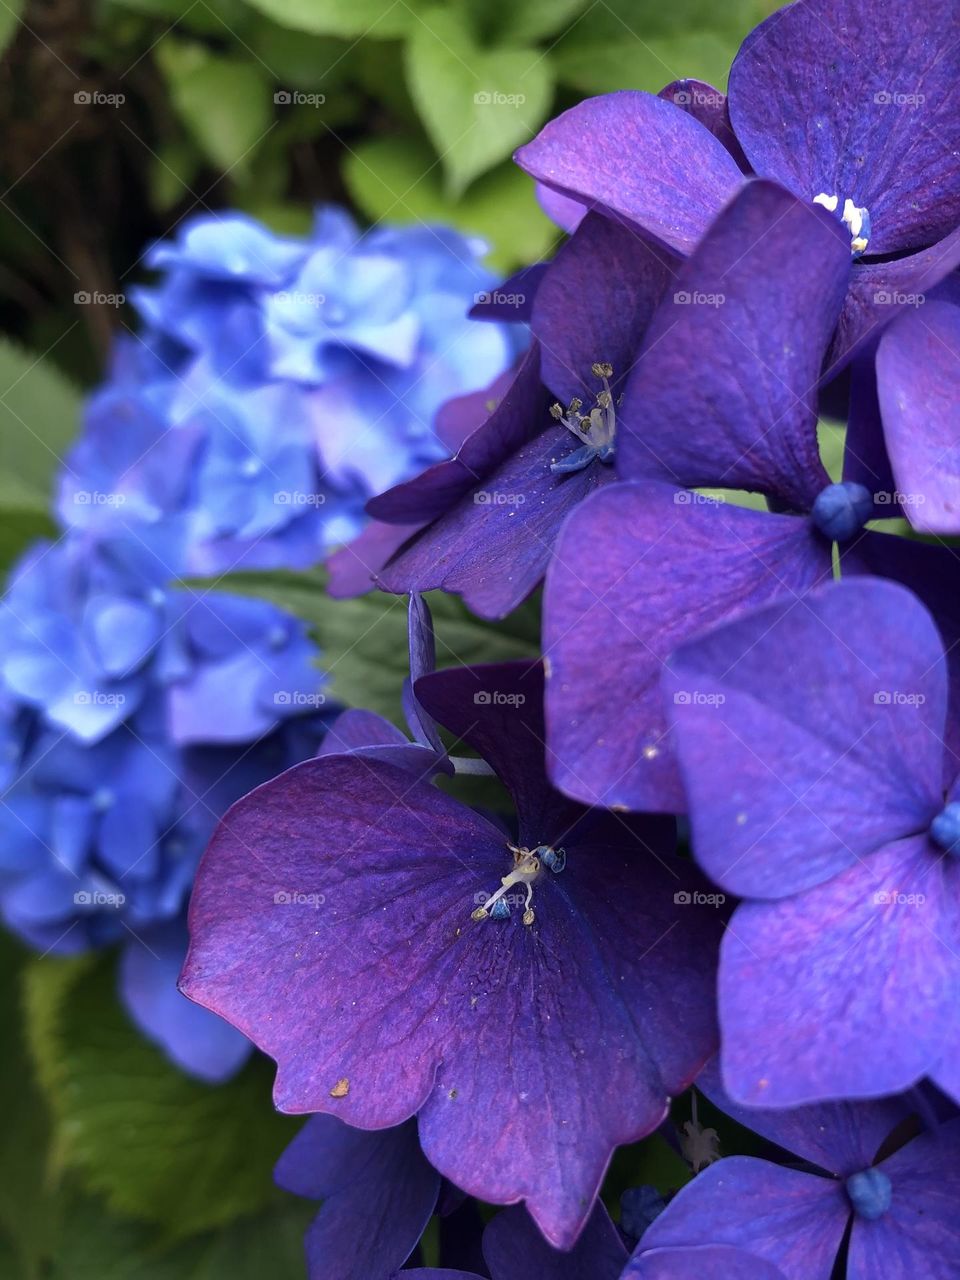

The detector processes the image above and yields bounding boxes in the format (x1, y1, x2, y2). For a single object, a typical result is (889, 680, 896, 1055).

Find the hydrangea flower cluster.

(177, 0, 960, 1274)
(0, 207, 520, 1081)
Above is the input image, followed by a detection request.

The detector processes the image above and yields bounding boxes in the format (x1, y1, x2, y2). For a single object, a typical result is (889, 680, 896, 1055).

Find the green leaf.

(404, 7, 553, 196)
(157, 40, 272, 176)
(460, 0, 589, 44)
(24, 951, 301, 1241)
(242, 0, 420, 39)
(187, 568, 540, 729)
(551, 30, 740, 94)
(0, 934, 53, 1279)
(343, 137, 556, 273)
(250, 18, 352, 91)
(0, 338, 80, 569)
(148, 139, 202, 212)
(47, 1188, 312, 1280)
(0, 0, 24, 56)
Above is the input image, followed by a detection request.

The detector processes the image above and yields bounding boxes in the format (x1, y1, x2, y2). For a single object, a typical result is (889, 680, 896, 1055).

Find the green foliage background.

(0, 0, 777, 1274)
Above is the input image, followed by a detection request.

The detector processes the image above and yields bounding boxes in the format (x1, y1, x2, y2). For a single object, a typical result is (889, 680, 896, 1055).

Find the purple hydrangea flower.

(664, 578, 960, 1107)
(361, 203, 681, 618)
(540, 180, 960, 813)
(515, 0, 960, 371)
(181, 659, 722, 1245)
(625, 1245, 786, 1280)
(636, 1063, 960, 1280)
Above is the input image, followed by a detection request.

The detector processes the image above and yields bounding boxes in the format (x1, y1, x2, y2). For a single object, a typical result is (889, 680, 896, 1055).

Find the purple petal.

(515, 92, 743, 257)
(728, 0, 960, 254)
(316, 708, 444, 779)
(626, 1244, 786, 1280)
(532, 212, 676, 407)
(535, 183, 586, 234)
(876, 301, 960, 531)
(120, 921, 251, 1083)
(376, 424, 614, 620)
(849, 1118, 960, 1280)
(327, 521, 422, 598)
(843, 356, 900, 519)
(666, 578, 945, 898)
(482, 1202, 627, 1280)
(367, 346, 549, 527)
(618, 181, 848, 511)
(657, 80, 749, 172)
(543, 481, 829, 812)
(828, 224, 960, 374)
(842, 529, 960, 779)
(720, 836, 960, 1107)
(638, 1157, 847, 1280)
(404, 594, 443, 752)
(275, 1115, 440, 1280)
(468, 267, 547, 326)
(182, 752, 718, 1247)
(696, 1058, 908, 1178)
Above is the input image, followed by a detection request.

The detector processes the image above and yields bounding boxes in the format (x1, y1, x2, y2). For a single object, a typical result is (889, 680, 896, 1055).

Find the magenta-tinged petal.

(376, 423, 614, 621)
(618, 181, 847, 510)
(543, 481, 829, 813)
(535, 182, 586, 234)
(532, 212, 677, 407)
(728, 0, 960, 254)
(326, 520, 421, 598)
(638, 1157, 848, 1280)
(876, 301, 960, 532)
(657, 80, 749, 172)
(515, 92, 743, 257)
(848, 1119, 960, 1280)
(435, 367, 521, 454)
(367, 346, 548, 527)
(828, 224, 960, 374)
(626, 1245, 786, 1280)
(275, 1116, 440, 1280)
(720, 837, 960, 1107)
(482, 1202, 626, 1280)
(182, 752, 720, 1248)
(666, 579, 945, 898)
(697, 1057, 908, 1179)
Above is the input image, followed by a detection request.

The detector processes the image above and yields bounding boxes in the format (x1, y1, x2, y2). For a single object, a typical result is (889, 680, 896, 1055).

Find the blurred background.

(0, 1, 774, 1276)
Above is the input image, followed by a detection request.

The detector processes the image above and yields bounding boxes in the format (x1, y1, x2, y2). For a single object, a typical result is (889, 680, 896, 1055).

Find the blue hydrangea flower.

(1, 205, 521, 1081)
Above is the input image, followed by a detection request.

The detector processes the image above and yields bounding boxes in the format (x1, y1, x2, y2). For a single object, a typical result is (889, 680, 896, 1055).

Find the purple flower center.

(550, 363, 618, 475)
(845, 1167, 892, 1220)
(930, 802, 960, 856)
(810, 481, 873, 542)
(813, 193, 871, 257)
(471, 842, 566, 926)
